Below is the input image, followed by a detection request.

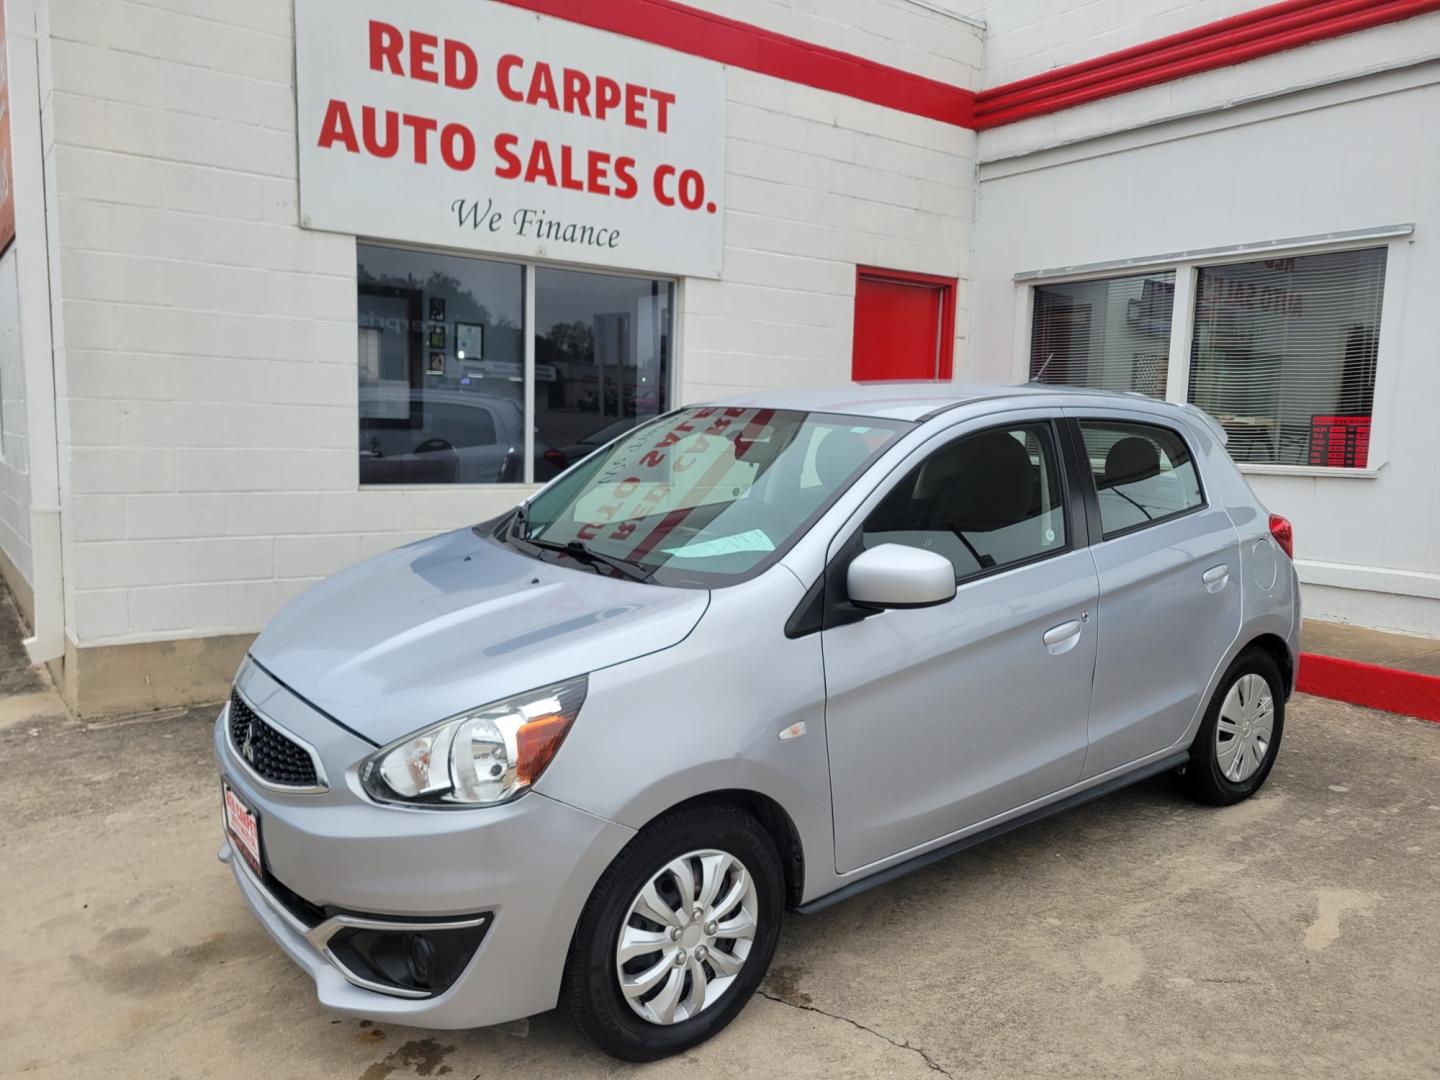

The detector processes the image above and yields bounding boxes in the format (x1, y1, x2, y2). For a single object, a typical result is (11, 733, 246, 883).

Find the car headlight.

(359, 676, 587, 808)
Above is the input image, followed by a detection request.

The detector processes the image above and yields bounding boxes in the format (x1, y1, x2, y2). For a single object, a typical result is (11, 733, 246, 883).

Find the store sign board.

(295, 0, 725, 278)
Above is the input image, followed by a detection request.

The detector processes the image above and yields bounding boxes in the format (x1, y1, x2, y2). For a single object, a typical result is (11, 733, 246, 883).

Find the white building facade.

(967, 0, 1440, 640)
(0, 0, 1435, 714)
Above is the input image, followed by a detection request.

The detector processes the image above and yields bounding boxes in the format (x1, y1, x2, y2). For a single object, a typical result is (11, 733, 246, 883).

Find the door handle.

(1202, 564, 1230, 592)
(1043, 619, 1083, 654)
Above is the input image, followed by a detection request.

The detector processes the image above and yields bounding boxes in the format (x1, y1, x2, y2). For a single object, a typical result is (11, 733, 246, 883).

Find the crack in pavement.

(757, 990, 953, 1077)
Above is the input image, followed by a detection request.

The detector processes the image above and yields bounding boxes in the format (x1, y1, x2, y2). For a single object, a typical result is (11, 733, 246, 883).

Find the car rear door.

(1064, 410, 1243, 778)
(821, 412, 1099, 874)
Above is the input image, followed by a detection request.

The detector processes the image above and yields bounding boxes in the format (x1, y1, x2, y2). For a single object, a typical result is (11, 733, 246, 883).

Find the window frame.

(356, 238, 680, 488)
(1064, 416, 1209, 543)
(856, 416, 1080, 589)
(1013, 225, 1412, 478)
(794, 409, 1090, 638)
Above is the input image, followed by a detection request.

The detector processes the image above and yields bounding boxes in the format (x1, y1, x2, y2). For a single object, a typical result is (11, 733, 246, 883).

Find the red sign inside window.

(1309, 415, 1370, 468)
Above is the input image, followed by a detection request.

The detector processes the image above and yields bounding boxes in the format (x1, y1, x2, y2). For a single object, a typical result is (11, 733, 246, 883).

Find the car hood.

(249, 527, 710, 746)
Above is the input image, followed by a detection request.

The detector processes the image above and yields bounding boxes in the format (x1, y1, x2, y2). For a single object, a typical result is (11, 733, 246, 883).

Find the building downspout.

(6, 3, 65, 664)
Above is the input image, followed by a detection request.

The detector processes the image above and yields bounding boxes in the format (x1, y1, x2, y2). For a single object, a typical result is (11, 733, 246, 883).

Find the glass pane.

(533, 267, 673, 481)
(357, 244, 525, 485)
(1030, 272, 1174, 396)
(522, 407, 909, 587)
(1078, 420, 1203, 535)
(863, 423, 1068, 582)
(1188, 248, 1385, 468)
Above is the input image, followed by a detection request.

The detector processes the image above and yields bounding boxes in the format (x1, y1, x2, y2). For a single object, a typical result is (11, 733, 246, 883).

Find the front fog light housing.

(360, 676, 587, 808)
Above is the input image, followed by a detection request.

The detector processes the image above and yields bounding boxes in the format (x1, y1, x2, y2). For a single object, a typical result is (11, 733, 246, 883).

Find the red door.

(851, 267, 956, 382)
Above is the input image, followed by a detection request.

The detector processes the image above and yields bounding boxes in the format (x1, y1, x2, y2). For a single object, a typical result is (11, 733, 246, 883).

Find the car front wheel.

(562, 803, 783, 1061)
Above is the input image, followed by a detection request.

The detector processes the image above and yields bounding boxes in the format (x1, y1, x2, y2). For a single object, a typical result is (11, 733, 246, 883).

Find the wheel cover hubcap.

(615, 848, 759, 1025)
(1216, 672, 1274, 783)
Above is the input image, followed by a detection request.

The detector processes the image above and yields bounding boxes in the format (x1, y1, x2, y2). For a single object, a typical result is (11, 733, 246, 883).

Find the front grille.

(228, 691, 321, 788)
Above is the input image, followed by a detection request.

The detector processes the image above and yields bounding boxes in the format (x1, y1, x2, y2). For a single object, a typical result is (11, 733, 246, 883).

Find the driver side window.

(862, 421, 1068, 582)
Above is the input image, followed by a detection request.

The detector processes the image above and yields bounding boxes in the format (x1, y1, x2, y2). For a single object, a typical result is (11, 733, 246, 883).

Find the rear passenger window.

(862, 422, 1068, 582)
(1078, 420, 1203, 536)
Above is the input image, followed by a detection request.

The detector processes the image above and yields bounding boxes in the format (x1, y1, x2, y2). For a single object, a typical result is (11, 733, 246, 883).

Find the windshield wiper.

(511, 503, 531, 539)
(522, 535, 654, 583)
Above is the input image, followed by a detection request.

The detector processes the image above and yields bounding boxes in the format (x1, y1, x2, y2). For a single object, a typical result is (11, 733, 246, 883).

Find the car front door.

(821, 414, 1099, 875)
(1066, 411, 1243, 777)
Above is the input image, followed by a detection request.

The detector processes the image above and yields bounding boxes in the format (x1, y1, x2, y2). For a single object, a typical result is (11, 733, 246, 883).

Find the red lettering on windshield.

(732, 408, 776, 461)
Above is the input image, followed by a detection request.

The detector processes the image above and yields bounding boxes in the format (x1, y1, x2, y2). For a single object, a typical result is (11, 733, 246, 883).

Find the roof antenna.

(1031, 353, 1056, 383)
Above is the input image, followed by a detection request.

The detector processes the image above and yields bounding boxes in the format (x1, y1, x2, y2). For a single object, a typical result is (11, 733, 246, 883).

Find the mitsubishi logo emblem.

(241, 720, 256, 764)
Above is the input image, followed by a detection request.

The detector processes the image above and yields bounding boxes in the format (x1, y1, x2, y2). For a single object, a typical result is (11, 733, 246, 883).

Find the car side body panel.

(812, 409, 1098, 873)
(541, 392, 1302, 909)
(1062, 405, 1244, 777)
(533, 563, 840, 895)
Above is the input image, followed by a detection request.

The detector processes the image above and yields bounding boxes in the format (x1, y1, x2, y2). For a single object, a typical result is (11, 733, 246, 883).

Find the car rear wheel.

(1178, 647, 1285, 805)
(562, 803, 783, 1061)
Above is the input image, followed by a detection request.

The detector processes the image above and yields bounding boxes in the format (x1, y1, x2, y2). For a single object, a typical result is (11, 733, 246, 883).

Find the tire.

(562, 803, 784, 1061)
(1178, 647, 1285, 806)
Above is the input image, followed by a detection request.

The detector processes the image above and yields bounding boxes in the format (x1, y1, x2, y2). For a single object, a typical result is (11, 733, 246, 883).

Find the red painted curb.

(1297, 652, 1440, 723)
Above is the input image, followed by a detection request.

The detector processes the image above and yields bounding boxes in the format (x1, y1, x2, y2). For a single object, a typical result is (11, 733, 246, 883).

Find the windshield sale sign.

(295, 0, 726, 278)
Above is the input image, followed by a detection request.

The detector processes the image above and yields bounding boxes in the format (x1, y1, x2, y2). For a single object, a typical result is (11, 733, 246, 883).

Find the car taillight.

(1269, 514, 1293, 559)
(543, 449, 568, 470)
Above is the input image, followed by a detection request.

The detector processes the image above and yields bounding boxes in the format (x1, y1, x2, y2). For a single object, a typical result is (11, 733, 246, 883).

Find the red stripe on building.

(495, 0, 977, 128)
(974, 0, 1440, 128)
(1298, 652, 1440, 724)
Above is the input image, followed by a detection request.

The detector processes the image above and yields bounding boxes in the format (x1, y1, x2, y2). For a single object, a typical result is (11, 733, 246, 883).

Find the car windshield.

(515, 406, 911, 586)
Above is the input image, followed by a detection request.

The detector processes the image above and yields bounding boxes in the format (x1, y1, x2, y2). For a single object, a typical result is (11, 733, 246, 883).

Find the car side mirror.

(846, 543, 956, 609)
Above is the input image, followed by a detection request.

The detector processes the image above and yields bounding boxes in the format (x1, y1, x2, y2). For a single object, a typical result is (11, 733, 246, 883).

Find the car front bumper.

(212, 664, 635, 1029)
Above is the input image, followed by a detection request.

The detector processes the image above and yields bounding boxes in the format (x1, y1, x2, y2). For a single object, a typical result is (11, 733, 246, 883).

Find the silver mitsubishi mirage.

(216, 382, 1300, 1060)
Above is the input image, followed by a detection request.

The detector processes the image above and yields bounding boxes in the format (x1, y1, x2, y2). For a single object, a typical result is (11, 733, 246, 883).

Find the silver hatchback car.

(216, 383, 1299, 1060)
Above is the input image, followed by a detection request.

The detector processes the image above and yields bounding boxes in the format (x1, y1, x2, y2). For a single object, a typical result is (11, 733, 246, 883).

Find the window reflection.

(357, 244, 526, 485)
(356, 248, 674, 485)
(534, 267, 673, 477)
(1030, 272, 1175, 396)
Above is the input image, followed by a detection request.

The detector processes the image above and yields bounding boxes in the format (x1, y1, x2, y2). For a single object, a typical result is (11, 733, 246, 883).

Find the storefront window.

(1025, 240, 1390, 472)
(1029, 271, 1174, 396)
(1189, 248, 1385, 468)
(355, 246, 672, 485)
(534, 268, 674, 480)
(357, 244, 526, 485)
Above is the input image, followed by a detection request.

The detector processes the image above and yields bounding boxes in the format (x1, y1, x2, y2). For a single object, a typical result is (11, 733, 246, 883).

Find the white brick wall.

(0, 247, 32, 584)
(37, 0, 981, 646)
(685, 68, 975, 401)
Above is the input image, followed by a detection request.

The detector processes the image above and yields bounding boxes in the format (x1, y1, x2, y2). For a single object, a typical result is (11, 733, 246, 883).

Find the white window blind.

(1188, 248, 1386, 468)
(1029, 271, 1174, 396)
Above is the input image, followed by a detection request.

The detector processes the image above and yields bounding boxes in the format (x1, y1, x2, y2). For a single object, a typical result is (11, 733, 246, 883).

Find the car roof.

(703, 382, 1166, 422)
